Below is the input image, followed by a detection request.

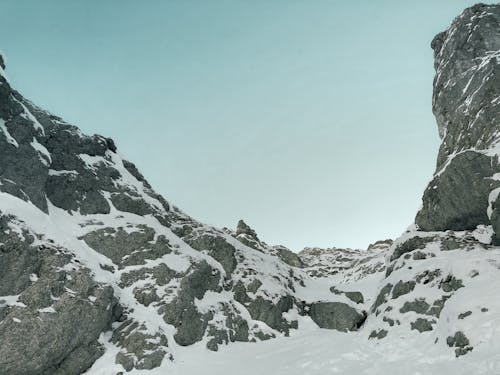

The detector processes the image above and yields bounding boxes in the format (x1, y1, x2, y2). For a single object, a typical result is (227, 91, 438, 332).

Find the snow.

(0, 119, 19, 147)
(48, 169, 78, 177)
(13, 97, 45, 134)
(38, 307, 56, 313)
(30, 137, 52, 166)
(78, 154, 109, 174)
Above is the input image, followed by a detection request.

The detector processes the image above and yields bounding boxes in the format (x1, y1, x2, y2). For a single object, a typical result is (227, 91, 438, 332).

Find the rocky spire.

(415, 4, 500, 237)
(235, 219, 259, 241)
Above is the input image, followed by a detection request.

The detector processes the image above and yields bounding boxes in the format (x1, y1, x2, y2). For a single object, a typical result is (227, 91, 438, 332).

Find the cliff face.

(416, 4, 500, 236)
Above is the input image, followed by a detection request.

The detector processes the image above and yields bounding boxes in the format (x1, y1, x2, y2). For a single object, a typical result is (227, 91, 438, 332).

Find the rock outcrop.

(416, 3, 500, 236)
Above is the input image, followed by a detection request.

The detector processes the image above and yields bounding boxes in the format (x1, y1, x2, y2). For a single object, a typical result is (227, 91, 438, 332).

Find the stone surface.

(309, 302, 366, 332)
(0, 4, 499, 373)
(415, 3, 500, 236)
(0, 222, 120, 375)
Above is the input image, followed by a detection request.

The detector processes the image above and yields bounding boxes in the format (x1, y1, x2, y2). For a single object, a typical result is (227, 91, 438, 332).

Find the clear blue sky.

(0, 1, 493, 251)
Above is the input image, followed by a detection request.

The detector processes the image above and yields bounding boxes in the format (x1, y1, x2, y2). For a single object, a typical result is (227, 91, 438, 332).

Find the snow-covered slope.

(1, 3, 500, 375)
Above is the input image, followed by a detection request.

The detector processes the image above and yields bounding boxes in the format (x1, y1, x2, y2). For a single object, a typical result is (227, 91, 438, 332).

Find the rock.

(399, 298, 430, 315)
(458, 311, 472, 320)
(309, 302, 366, 332)
(371, 283, 393, 313)
(400, 297, 448, 318)
(416, 152, 497, 231)
(81, 226, 171, 267)
(205, 304, 250, 351)
(411, 318, 434, 333)
(48, 341, 105, 375)
(390, 236, 434, 261)
(0, 277, 118, 375)
(273, 246, 306, 268)
(439, 275, 464, 292)
(391, 280, 416, 299)
(159, 261, 222, 346)
(447, 331, 473, 357)
(246, 295, 296, 335)
(415, 269, 442, 285)
(111, 320, 168, 371)
(185, 234, 237, 275)
(369, 329, 388, 339)
(382, 316, 395, 327)
(416, 3, 500, 236)
(110, 193, 153, 216)
(344, 291, 364, 304)
(330, 287, 364, 304)
(367, 239, 393, 251)
(236, 219, 259, 240)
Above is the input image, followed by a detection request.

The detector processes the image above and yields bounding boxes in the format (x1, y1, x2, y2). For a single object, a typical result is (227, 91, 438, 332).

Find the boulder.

(309, 302, 366, 332)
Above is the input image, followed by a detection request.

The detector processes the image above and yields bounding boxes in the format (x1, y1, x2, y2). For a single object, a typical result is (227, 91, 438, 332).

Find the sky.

(0, 0, 495, 251)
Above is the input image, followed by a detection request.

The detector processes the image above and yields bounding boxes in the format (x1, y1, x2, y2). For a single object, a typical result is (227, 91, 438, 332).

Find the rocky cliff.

(1, 3, 500, 374)
(366, 2, 500, 359)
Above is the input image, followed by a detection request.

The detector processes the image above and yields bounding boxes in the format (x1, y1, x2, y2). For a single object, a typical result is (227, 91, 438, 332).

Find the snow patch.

(0, 119, 18, 147)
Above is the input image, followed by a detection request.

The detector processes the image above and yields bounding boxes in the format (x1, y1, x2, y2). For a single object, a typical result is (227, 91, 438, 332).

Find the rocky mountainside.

(0, 58, 379, 373)
(0, 3, 499, 375)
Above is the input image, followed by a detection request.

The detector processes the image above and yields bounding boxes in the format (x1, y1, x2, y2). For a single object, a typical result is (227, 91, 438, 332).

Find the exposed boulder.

(309, 302, 366, 332)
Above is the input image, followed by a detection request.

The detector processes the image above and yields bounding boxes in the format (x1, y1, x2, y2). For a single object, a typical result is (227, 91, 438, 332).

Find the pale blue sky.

(0, 1, 494, 251)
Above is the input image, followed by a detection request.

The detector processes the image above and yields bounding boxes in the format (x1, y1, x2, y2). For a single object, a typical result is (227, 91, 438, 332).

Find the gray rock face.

(112, 320, 169, 371)
(2, 3, 498, 372)
(246, 295, 296, 335)
(185, 234, 238, 275)
(236, 219, 259, 240)
(330, 287, 364, 304)
(81, 225, 172, 267)
(161, 261, 222, 346)
(416, 151, 498, 231)
(309, 302, 366, 332)
(410, 318, 435, 333)
(447, 331, 473, 357)
(391, 280, 416, 300)
(369, 329, 388, 340)
(416, 4, 500, 235)
(0, 215, 120, 375)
